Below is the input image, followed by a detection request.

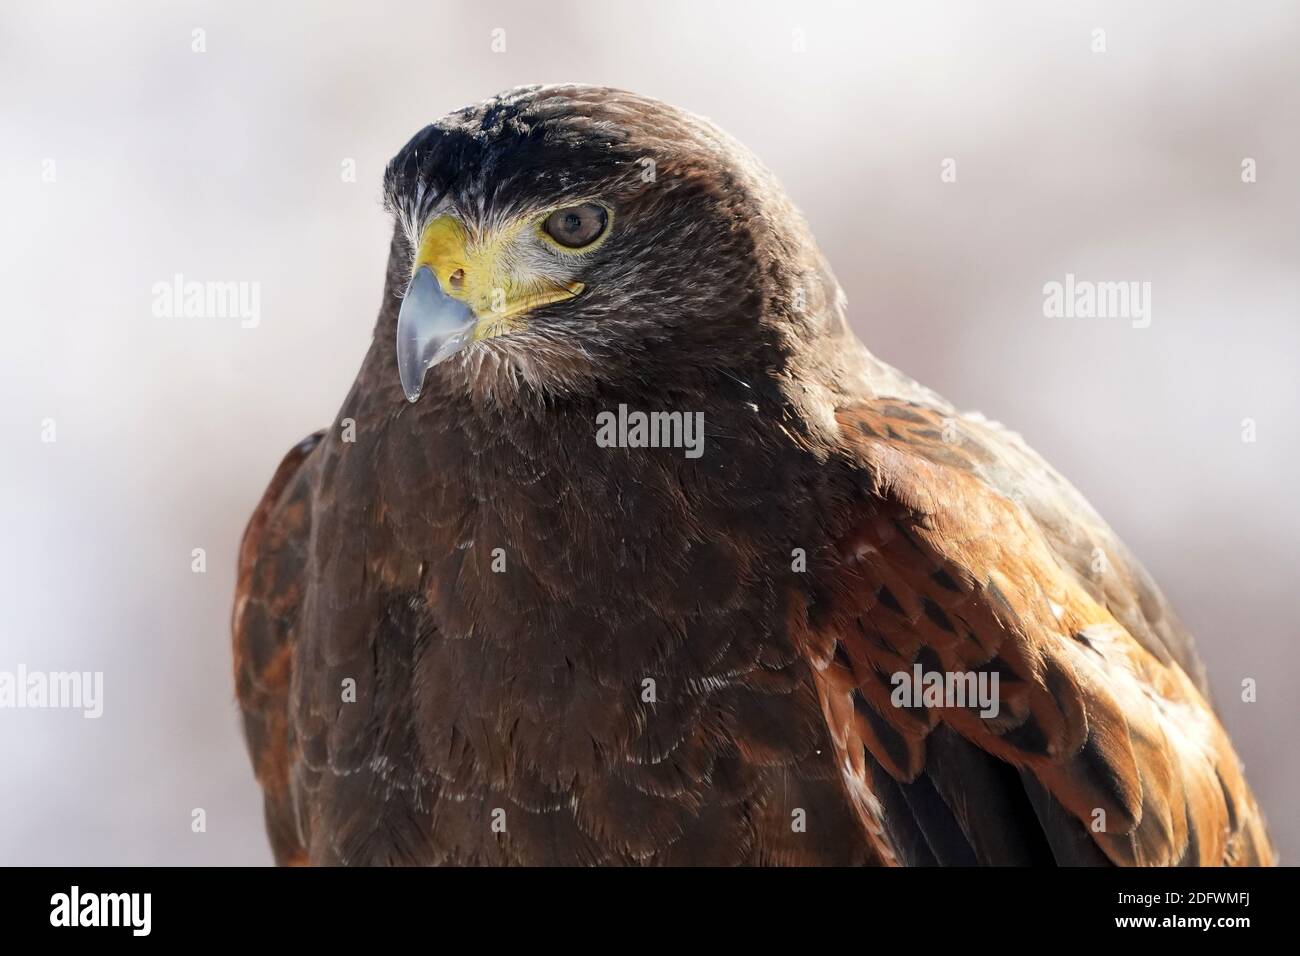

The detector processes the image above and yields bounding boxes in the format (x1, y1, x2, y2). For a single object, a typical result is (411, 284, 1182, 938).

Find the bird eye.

(541, 204, 608, 249)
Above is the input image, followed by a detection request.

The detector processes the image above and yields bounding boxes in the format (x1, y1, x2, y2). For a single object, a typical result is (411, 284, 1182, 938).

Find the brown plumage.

(232, 84, 1272, 866)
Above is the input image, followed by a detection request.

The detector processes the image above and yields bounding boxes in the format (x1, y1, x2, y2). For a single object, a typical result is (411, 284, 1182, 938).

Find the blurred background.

(1, 0, 1296, 864)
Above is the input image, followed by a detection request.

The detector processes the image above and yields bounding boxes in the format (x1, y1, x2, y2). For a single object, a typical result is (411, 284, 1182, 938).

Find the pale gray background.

(1, 1, 1295, 864)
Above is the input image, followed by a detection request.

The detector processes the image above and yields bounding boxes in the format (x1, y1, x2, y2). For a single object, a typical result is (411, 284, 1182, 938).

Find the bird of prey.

(233, 84, 1273, 866)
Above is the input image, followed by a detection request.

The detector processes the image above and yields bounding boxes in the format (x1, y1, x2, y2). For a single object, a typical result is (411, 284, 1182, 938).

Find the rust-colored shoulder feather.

(797, 400, 1273, 865)
(232, 431, 324, 866)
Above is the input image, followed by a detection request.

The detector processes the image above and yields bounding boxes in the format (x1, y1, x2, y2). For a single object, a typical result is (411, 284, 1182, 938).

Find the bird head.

(382, 84, 846, 403)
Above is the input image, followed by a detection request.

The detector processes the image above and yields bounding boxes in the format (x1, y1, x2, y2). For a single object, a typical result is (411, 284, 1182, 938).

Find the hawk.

(233, 85, 1273, 866)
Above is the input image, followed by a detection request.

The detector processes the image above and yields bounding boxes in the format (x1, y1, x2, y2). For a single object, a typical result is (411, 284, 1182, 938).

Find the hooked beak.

(396, 265, 475, 402)
(395, 214, 584, 403)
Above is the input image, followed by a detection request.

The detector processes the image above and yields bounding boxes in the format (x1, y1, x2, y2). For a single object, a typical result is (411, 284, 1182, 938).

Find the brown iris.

(541, 204, 608, 249)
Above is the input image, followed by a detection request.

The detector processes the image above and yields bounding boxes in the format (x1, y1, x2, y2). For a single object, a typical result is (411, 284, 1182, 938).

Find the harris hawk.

(232, 84, 1273, 866)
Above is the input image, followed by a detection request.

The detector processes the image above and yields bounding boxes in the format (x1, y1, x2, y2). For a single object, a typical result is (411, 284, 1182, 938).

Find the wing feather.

(232, 431, 325, 866)
(799, 401, 1273, 866)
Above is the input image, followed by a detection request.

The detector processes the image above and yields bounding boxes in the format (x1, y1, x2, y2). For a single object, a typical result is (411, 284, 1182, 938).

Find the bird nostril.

(448, 268, 465, 291)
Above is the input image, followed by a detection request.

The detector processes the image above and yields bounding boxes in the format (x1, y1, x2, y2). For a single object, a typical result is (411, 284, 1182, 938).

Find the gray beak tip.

(395, 266, 476, 402)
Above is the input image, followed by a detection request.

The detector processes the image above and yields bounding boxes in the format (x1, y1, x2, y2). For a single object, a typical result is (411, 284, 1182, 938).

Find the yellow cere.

(415, 214, 585, 336)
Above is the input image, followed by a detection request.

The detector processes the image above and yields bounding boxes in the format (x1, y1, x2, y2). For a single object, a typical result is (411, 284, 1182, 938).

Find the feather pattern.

(232, 84, 1272, 866)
